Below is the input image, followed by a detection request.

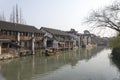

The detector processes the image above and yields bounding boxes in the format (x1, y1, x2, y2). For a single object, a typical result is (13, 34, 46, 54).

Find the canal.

(0, 47, 120, 80)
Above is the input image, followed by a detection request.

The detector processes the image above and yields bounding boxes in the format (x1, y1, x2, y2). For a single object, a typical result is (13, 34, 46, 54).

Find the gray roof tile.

(0, 21, 43, 34)
(41, 27, 69, 36)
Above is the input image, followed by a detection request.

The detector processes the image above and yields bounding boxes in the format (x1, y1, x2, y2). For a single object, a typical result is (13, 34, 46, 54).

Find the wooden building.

(0, 21, 44, 55)
(40, 27, 74, 50)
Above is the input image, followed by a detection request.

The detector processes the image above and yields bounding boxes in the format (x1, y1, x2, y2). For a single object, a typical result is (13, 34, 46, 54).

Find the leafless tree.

(0, 11, 6, 21)
(85, 2, 120, 34)
(9, 4, 26, 24)
(9, 7, 15, 23)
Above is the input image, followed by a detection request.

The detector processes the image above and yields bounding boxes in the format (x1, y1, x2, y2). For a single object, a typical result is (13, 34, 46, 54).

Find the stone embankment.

(0, 54, 19, 60)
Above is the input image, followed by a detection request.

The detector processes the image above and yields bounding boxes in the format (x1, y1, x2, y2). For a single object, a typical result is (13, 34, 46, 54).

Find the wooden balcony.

(0, 35, 15, 40)
(20, 36, 30, 41)
(35, 36, 43, 42)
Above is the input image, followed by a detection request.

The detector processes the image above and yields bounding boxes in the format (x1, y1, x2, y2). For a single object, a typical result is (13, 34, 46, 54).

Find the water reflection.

(110, 56, 120, 80)
(0, 47, 104, 80)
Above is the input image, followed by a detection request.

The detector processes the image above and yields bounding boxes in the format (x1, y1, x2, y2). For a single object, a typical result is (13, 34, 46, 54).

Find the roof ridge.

(0, 21, 43, 33)
(41, 27, 69, 36)
(0, 20, 35, 27)
(41, 27, 64, 31)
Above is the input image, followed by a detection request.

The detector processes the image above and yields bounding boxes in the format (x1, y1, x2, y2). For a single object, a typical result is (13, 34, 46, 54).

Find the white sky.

(0, 0, 116, 37)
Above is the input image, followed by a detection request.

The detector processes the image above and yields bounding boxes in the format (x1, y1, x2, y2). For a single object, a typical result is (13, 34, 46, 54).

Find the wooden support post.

(0, 43, 2, 55)
(17, 32, 20, 45)
(78, 37, 80, 47)
(69, 42, 70, 49)
(43, 37, 47, 49)
(64, 42, 65, 50)
(32, 33, 35, 54)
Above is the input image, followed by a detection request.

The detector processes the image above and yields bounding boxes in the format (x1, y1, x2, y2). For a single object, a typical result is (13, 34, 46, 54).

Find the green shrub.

(112, 47, 120, 60)
(109, 36, 120, 48)
(109, 35, 120, 60)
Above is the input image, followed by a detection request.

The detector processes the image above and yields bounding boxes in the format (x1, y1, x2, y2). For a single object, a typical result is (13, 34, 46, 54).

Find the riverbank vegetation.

(109, 35, 120, 48)
(109, 35, 120, 60)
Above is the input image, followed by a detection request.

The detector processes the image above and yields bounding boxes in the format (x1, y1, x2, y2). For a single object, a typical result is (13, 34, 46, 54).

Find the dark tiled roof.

(0, 21, 43, 33)
(54, 36, 64, 41)
(54, 36, 73, 42)
(83, 34, 91, 36)
(41, 27, 69, 36)
(76, 33, 82, 36)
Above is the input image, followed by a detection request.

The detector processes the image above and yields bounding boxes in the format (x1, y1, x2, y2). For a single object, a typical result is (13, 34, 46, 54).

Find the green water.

(0, 47, 120, 80)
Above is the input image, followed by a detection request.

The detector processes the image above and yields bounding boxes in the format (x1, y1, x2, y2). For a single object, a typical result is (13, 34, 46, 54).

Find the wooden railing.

(35, 36, 43, 42)
(20, 36, 44, 41)
(0, 35, 44, 42)
(20, 36, 30, 40)
(0, 35, 15, 40)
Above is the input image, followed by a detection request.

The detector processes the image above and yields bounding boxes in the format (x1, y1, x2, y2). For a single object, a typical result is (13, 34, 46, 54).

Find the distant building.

(66, 29, 105, 48)
(81, 30, 91, 47)
(66, 29, 82, 48)
(101, 37, 109, 46)
(82, 30, 105, 47)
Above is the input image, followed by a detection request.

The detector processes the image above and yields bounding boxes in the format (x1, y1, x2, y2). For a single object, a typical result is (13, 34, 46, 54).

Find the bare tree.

(9, 4, 26, 24)
(16, 4, 19, 23)
(10, 7, 15, 23)
(85, 2, 120, 34)
(19, 8, 26, 24)
(0, 11, 6, 21)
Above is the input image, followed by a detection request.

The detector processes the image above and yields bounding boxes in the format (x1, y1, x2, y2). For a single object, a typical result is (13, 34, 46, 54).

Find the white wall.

(53, 40, 58, 49)
(83, 36, 87, 45)
(17, 32, 20, 45)
(41, 29, 53, 48)
(43, 37, 47, 48)
(68, 34, 77, 47)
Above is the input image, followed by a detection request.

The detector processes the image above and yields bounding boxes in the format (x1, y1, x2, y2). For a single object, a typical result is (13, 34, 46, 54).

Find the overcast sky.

(0, 0, 116, 37)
